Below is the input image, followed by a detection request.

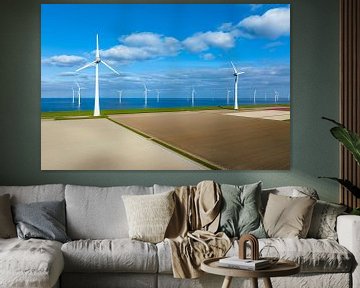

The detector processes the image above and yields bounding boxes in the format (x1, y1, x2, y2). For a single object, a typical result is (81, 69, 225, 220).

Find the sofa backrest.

(0, 184, 65, 204)
(65, 184, 153, 240)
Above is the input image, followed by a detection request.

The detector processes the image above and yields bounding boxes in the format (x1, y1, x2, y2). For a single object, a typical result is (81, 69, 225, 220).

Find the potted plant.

(320, 117, 360, 215)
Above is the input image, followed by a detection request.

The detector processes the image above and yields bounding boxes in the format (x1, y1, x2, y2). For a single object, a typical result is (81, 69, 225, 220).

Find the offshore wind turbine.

(274, 90, 279, 103)
(72, 87, 75, 104)
(156, 89, 160, 103)
(76, 81, 82, 107)
(117, 90, 123, 104)
(253, 89, 257, 104)
(191, 87, 196, 107)
(143, 83, 149, 106)
(226, 89, 231, 105)
(231, 62, 245, 110)
(76, 34, 120, 116)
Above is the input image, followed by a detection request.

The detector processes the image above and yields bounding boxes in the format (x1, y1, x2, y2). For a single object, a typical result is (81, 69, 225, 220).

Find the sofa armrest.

(337, 215, 360, 288)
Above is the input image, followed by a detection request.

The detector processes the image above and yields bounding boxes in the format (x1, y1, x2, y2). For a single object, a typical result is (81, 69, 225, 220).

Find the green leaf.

(330, 127, 360, 165)
(322, 117, 360, 165)
(319, 177, 360, 198)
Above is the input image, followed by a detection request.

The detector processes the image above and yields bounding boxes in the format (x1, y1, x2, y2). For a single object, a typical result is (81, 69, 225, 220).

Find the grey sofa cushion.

(0, 184, 65, 204)
(61, 273, 157, 288)
(61, 239, 158, 273)
(0, 238, 64, 288)
(65, 185, 153, 239)
(158, 237, 353, 274)
(12, 200, 70, 243)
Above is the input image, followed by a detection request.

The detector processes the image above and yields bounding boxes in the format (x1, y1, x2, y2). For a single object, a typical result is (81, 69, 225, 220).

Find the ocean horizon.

(41, 97, 290, 112)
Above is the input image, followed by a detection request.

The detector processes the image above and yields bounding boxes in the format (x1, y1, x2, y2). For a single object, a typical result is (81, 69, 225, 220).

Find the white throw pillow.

(122, 191, 175, 243)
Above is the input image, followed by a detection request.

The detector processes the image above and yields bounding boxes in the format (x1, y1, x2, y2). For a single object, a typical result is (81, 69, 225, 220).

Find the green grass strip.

(41, 104, 290, 119)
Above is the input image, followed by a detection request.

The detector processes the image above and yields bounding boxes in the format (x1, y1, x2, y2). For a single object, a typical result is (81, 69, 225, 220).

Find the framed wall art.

(41, 4, 290, 170)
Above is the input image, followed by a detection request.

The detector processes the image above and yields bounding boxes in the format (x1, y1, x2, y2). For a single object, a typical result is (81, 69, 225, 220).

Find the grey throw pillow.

(218, 182, 266, 238)
(307, 200, 347, 240)
(0, 194, 16, 238)
(12, 200, 70, 243)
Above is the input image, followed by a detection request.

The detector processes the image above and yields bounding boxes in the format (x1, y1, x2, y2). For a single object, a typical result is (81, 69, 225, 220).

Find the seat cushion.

(65, 185, 153, 239)
(229, 238, 354, 273)
(0, 238, 64, 288)
(61, 239, 158, 273)
(157, 238, 353, 274)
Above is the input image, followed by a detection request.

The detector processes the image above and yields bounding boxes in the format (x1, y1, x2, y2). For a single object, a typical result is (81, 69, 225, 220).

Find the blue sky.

(41, 4, 290, 100)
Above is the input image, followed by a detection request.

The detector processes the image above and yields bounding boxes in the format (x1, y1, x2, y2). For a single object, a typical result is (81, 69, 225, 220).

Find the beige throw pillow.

(263, 193, 316, 238)
(122, 191, 175, 243)
(0, 194, 16, 238)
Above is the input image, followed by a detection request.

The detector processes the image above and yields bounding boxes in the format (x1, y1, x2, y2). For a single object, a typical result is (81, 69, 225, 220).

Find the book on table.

(218, 257, 271, 270)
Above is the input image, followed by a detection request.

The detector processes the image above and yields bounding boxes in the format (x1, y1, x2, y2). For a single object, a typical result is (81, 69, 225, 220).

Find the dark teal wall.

(0, 0, 340, 202)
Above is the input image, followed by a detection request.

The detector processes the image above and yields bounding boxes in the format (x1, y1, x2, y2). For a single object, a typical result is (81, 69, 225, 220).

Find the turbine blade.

(238, 71, 245, 75)
(101, 60, 120, 75)
(230, 61, 238, 73)
(76, 61, 95, 72)
(75, 81, 80, 88)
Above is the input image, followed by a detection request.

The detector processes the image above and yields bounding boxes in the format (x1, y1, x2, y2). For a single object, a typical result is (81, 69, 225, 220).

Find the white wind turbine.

(117, 90, 123, 104)
(72, 87, 75, 104)
(191, 87, 196, 107)
(76, 81, 83, 107)
(274, 90, 279, 103)
(231, 61, 245, 110)
(76, 34, 120, 116)
(143, 83, 149, 106)
(156, 89, 160, 103)
(226, 89, 231, 105)
(253, 89, 257, 104)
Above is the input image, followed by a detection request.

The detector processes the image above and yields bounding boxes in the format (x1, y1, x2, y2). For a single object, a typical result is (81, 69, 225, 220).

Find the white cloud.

(42, 55, 87, 67)
(238, 7, 290, 39)
(101, 32, 181, 62)
(201, 53, 215, 60)
(183, 31, 235, 52)
(264, 41, 284, 49)
(249, 4, 263, 11)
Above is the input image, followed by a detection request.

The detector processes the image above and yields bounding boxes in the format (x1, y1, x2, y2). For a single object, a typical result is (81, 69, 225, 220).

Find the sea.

(41, 97, 290, 112)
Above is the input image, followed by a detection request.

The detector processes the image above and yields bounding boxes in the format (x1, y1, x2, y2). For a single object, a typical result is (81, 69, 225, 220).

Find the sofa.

(0, 183, 359, 288)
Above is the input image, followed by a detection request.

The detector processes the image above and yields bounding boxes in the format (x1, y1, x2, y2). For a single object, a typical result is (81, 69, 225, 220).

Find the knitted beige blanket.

(165, 181, 231, 279)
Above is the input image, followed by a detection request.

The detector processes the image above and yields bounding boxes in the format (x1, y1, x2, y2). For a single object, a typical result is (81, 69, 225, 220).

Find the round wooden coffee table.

(201, 257, 300, 288)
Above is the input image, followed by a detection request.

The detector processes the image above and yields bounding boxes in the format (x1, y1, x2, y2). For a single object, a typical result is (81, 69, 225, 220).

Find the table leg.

(251, 278, 258, 288)
(263, 277, 273, 288)
(221, 276, 233, 288)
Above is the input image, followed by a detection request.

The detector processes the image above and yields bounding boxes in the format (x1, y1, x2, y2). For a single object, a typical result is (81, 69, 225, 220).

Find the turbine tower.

(143, 83, 149, 106)
(76, 81, 82, 107)
(226, 89, 231, 105)
(253, 89, 257, 104)
(76, 34, 120, 116)
(191, 87, 196, 107)
(117, 90, 123, 104)
(274, 90, 279, 103)
(231, 61, 245, 110)
(72, 87, 75, 104)
(156, 89, 160, 103)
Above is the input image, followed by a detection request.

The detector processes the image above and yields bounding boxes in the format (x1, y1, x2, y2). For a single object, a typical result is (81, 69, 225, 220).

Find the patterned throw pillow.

(307, 200, 347, 240)
(263, 194, 316, 238)
(122, 191, 175, 243)
(218, 182, 266, 239)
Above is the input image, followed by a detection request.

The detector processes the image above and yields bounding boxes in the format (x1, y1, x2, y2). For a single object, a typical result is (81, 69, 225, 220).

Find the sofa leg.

(251, 278, 258, 288)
